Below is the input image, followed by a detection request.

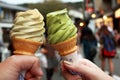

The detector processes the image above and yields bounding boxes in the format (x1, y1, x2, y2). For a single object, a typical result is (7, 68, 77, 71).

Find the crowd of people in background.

(97, 22, 116, 76)
(75, 18, 118, 77)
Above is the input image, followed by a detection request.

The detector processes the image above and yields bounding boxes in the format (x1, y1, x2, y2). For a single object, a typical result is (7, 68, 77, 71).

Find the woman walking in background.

(41, 38, 59, 80)
(99, 25, 116, 76)
(81, 21, 97, 62)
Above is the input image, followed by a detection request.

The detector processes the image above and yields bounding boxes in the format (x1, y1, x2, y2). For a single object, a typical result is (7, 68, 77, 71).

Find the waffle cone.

(52, 34, 77, 56)
(12, 37, 42, 55)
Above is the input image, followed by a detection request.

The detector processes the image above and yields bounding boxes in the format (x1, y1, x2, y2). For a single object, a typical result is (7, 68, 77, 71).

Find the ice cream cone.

(10, 9, 45, 55)
(12, 37, 42, 55)
(52, 34, 77, 56)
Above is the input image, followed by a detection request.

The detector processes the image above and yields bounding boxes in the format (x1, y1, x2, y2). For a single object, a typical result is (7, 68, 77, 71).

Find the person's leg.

(46, 68, 54, 80)
(108, 58, 114, 76)
(101, 58, 106, 71)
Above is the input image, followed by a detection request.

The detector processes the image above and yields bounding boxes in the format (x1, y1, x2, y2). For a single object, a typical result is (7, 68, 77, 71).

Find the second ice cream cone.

(52, 34, 77, 56)
(12, 37, 42, 55)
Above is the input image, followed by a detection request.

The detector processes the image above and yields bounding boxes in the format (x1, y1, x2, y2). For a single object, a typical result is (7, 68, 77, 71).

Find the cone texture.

(12, 37, 42, 55)
(52, 35, 77, 56)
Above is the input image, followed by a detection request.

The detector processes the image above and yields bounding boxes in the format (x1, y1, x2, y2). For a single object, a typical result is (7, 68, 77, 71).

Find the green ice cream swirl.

(10, 9, 45, 42)
(47, 9, 77, 44)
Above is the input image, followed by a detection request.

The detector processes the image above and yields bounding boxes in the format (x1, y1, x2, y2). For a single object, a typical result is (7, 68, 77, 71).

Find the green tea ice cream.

(47, 9, 77, 44)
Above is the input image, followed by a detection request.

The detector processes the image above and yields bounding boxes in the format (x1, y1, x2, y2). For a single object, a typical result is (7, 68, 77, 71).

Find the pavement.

(93, 46, 120, 80)
(94, 47, 120, 76)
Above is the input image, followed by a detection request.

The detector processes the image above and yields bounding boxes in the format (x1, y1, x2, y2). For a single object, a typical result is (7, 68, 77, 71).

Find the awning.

(0, 22, 13, 28)
(68, 10, 84, 19)
(0, 2, 29, 11)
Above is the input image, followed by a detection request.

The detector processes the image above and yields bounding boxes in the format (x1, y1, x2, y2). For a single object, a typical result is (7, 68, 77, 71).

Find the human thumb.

(63, 60, 87, 75)
(7, 55, 43, 76)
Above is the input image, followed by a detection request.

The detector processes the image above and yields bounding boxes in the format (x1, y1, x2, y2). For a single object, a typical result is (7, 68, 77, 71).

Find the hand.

(0, 55, 43, 80)
(61, 61, 82, 80)
(61, 59, 113, 80)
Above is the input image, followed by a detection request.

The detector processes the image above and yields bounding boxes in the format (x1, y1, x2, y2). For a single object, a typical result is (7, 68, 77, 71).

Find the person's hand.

(0, 55, 43, 80)
(61, 59, 113, 80)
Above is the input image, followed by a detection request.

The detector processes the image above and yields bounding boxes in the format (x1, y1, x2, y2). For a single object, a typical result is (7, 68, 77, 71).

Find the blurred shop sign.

(115, 8, 120, 18)
(86, 7, 94, 13)
(85, 0, 94, 13)
(95, 17, 113, 29)
(117, 0, 120, 4)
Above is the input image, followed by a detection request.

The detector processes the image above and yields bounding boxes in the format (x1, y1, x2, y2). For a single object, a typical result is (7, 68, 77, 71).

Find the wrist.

(97, 73, 114, 80)
(106, 75, 114, 80)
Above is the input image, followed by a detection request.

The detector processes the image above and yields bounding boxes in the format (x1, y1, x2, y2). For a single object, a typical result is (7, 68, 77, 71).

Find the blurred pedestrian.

(40, 39, 59, 80)
(74, 18, 82, 54)
(81, 21, 97, 62)
(99, 25, 116, 76)
(0, 27, 4, 61)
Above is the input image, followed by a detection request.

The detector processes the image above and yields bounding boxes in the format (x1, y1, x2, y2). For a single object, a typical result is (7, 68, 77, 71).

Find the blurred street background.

(0, 0, 120, 80)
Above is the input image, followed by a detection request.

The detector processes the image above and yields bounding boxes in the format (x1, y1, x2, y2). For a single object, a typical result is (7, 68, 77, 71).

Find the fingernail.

(63, 60, 72, 65)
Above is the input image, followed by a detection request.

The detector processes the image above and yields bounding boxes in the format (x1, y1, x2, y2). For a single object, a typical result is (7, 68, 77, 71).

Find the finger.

(62, 69, 81, 80)
(61, 61, 73, 79)
(63, 60, 93, 77)
(61, 61, 82, 80)
(7, 55, 43, 76)
(25, 67, 43, 80)
(60, 61, 66, 72)
(30, 58, 43, 76)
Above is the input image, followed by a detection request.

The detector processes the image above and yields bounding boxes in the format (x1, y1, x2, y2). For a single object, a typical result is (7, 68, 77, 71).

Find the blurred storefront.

(95, 17, 113, 30)
(0, 2, 28, 43)
(114, 0, 120, 32)
(84, 0, 94, 19)
(93, 0, 120, 33)
(91, 0, 120, 33)
(114, 7, 120, 32)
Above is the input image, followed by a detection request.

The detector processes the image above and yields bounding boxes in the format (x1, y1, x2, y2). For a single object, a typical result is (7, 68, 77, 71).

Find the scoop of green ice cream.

(47, 9, 77, 44)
